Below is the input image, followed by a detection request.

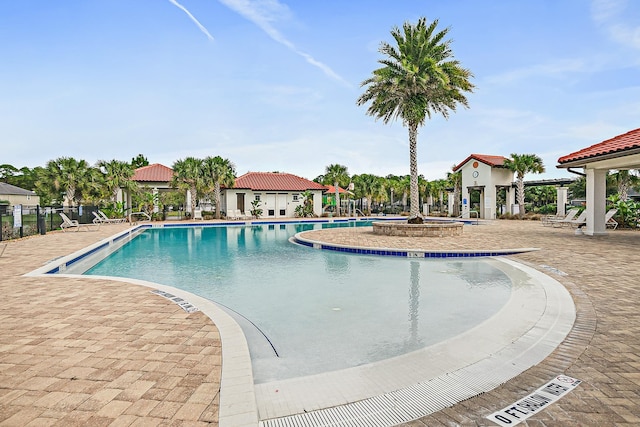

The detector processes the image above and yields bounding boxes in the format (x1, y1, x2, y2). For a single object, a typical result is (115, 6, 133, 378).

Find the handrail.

(458, 210, 479, 225)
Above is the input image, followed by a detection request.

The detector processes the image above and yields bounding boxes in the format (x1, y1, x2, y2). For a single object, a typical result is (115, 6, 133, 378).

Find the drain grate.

(150, 289, 199, 313)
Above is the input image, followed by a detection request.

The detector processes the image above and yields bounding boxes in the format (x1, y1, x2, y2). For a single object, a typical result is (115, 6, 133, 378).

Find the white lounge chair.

(99, 210, 127, 223)
(59, 212, 99, 232)
(193, 209, 203, 220)
(234, 209, 244, 220)
(92, 211, 107, 224)
(549, 209, 583, 227)
(605, 208, 618, 229)
(244, 210, 254, 220)
(543, 208, 579, 227)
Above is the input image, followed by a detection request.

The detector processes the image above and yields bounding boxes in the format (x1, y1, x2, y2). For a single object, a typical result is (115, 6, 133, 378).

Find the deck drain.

(151, 290, 199, 313)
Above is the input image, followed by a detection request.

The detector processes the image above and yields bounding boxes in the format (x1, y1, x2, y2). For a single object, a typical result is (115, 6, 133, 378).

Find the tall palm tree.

(98, 159, 135, 203)
(202, 156, 236, 219)
(357, 17, 474, 223)
(324, 164, 349, 216)
(171, 157, 204, 219)
(503, 153, 545, 217)
(41, 157, 92, 206)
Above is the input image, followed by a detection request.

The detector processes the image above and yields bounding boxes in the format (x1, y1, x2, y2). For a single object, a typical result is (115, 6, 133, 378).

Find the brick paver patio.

(1, 219, 638, 426)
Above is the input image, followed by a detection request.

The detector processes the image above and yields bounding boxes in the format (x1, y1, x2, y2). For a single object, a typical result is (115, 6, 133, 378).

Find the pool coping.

(24, 221, 575, 427)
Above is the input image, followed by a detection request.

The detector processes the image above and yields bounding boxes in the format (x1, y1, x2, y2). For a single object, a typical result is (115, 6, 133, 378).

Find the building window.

(255, 194, 261, 201)
(268, 209, 275, 216)
(279, 209, 286, 216)
(292, 194, 299, 201)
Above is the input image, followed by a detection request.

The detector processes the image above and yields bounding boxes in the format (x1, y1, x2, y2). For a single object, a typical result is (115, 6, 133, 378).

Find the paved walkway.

(1, 219, 639, 426)
(0, 225, 222, 426)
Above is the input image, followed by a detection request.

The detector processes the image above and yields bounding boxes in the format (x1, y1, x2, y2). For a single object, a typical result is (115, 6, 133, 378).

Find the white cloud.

(217, 0, 350, 85)
(591, 0, 640, 49)
(168, 0, 215, 41)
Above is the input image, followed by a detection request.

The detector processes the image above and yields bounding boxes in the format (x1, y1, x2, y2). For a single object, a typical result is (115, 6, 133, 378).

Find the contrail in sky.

(168, 0, 215, 41)
(218, 0, 349, 86)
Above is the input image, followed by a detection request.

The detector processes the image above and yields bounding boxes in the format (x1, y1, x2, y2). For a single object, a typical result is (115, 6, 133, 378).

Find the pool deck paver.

(0, 219, 639, 426)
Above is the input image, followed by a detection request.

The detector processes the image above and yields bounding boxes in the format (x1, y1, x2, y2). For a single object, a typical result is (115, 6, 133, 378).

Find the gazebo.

(557, 128, 640, 236)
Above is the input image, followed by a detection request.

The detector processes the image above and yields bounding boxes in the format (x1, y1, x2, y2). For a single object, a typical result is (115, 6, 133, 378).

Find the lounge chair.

(92, 211, 107, 224)
(59, 212, 99, 232)
(605, 208, 618, 229)
(244, 210, 254, 220)
(543, 208, 579, 227)
(99, 210, 127, 223)
(234, 209, 244, 220)
(193, 209, 203, 220)
(549, 209, 582, 227)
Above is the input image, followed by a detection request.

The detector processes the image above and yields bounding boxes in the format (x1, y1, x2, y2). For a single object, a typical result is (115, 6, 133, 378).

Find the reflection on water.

(86, 223, 512, 383)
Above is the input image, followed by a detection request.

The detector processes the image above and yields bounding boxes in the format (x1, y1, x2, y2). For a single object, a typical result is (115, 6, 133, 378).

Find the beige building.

(0, 182, 40, 208)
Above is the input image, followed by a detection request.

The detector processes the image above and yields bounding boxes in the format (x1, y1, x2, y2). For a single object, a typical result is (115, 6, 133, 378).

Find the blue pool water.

(85, 222, 512, 383)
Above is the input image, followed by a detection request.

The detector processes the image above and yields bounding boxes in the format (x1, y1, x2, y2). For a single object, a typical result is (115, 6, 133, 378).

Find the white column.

(584, 168, 607, 236)
(462, 187, 470, 218)
(185, 191, 192, 215)
(556, 187, 568, 216)
(447, 191, 455, 216)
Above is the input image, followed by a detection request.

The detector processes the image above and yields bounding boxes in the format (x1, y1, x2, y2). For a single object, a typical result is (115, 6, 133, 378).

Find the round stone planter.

(372, 221, 464, 237)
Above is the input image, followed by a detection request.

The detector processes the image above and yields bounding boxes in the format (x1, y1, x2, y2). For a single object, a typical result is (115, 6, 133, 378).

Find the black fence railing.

(0, 205, 100, 241)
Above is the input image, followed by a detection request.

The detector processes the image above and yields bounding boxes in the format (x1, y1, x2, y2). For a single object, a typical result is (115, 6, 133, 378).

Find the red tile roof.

(234, 172, 326, 191)
(133, 163, 174, 182)
(324, 185, 349, 194)
(453, 154, 507, 171)
(558, 128, 640, 165)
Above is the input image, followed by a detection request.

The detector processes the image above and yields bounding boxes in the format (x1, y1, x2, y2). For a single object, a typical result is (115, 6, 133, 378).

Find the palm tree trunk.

(214, 183, 222, 219)
(190, 185, 197, 218)
(517, 178, 525, 217)
(408, 123, 421, 221)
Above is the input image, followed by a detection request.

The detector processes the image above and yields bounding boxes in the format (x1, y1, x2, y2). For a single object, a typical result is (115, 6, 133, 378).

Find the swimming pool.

(83, 222, 512, 383)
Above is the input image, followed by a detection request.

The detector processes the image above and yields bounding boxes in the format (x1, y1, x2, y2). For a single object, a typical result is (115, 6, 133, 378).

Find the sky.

(1, 0, 639, 182)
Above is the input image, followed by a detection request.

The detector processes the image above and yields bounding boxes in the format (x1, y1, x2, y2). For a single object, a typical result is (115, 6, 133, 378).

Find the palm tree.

(357, 17, 474, 223)
(324, 164, 349, 216)
(354, 174, 383, 214)
(171, 157, 204, 219)
(609, 169, 640, 201)
(98, 159, 135, 204)
(202, 156, 236, 219)
(503, 153, 545, 217)
(41, 157, 92, 206)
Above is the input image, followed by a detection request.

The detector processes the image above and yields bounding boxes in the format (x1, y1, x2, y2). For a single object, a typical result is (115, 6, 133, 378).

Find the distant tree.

(357, 17, 474, 223)
(609, 169, 640, 201)
(352, 174, 383, 214)
(41, 157, 93, 206)
(98, 159, 135, 203)
(131, 154, 149, 169)
(503, 154, 545, 217)
(0, 164, 18, 183)
(171, 157, 204, 218)
(202, 156, 236, 219)
(324, 164, 350, 216)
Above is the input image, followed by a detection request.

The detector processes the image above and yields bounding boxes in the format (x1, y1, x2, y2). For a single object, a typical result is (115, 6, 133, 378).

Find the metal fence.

(0, 205, 100, 241)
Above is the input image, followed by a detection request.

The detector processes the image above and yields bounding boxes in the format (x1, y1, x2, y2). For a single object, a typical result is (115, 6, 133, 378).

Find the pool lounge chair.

(543, 208, 579, 227)
(59, 212, 99, 232)
(193, 209, 203, 220)
(550, 210, 587, 228)
(99, 210, 127, 223)
(605, 208, 618, 229)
